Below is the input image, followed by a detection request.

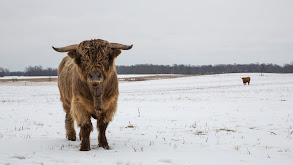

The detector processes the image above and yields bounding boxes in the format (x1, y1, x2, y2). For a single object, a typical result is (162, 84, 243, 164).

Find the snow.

(0, 73, 292, 165)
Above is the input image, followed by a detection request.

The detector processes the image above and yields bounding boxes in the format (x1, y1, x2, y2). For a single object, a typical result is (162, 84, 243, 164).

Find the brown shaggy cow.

(52, 39, 133, 151)
(242, 77, 251, 85)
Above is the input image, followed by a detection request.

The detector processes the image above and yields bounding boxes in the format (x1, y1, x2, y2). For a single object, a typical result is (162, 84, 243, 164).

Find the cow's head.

(53, 39, 132, 86)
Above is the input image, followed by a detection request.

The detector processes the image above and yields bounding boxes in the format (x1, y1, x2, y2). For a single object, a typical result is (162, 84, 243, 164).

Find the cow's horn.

(52, 44, 79, 52)
(110, 43, 133, 50)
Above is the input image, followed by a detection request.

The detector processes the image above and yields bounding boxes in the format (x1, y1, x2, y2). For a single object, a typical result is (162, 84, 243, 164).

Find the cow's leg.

(79, 122, 93, 151)
(248, 81, 250, 85)
(62, 100, 76, 141)
(71, 100, 93, 151)
(65, 113, 76, 141)
(97, 120, 109, 149)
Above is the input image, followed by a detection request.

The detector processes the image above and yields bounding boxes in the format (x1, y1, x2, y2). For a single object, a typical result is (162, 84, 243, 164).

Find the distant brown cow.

(52, 39, 133, 151)
(242, 77, 251, 85)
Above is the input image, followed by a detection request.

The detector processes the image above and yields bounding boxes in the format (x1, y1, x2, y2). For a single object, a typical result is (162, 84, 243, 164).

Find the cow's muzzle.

(88, 71, 102, 83)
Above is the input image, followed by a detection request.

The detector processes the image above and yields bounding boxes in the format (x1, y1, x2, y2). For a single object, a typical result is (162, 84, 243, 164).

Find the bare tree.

(0, 67, 9, 77)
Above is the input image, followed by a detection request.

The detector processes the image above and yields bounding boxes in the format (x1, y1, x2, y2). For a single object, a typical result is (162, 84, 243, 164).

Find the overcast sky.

(0, 0, 292, 71)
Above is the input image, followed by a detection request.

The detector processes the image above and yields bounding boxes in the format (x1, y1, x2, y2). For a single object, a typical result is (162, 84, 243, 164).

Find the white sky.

(0, 0, 292, 71)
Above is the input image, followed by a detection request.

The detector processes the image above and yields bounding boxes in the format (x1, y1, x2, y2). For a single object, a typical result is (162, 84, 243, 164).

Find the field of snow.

(0, 73, 292, 165)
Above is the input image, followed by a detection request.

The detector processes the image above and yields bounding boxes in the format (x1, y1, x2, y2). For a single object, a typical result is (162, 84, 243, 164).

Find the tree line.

(116, 63, 293, 74)
(0, 66, 57, 77)
(1, 63, 293, 77)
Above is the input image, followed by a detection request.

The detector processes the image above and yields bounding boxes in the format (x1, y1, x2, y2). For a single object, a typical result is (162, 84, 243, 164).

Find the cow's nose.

(88, 71, 102, 82)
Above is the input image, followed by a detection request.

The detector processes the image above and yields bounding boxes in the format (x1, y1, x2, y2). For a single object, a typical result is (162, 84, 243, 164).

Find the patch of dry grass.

(216, 128, 236, 132)
(119, 75, 197, 82)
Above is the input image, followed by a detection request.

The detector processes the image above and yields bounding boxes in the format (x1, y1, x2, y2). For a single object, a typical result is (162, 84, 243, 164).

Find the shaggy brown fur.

(54, 39, 132, 151)
(242, 77, 251, 85)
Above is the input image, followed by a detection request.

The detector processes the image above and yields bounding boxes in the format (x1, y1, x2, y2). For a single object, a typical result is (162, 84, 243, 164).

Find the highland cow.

(242, 77, 251, 85)
(52, 39, 133, 151)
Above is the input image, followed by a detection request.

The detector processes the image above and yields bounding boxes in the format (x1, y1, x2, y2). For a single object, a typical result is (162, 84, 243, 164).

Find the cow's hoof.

(68, 137, 76, 141)
(99, 143, 110, 150)
(80, 140, 90, 151)
(80, 147, 91, 151)
(80, 144, 91, 151)
(67, 133, 76, 141)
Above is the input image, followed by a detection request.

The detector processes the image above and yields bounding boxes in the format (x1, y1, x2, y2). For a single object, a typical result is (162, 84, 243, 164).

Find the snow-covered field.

(0, 73, 292, 165)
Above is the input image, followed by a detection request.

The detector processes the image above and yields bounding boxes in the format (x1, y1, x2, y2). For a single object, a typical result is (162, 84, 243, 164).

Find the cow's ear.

(111, 49, 121, 58)
(68, 51, 81, 65)
(68, 51, 80, 59)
